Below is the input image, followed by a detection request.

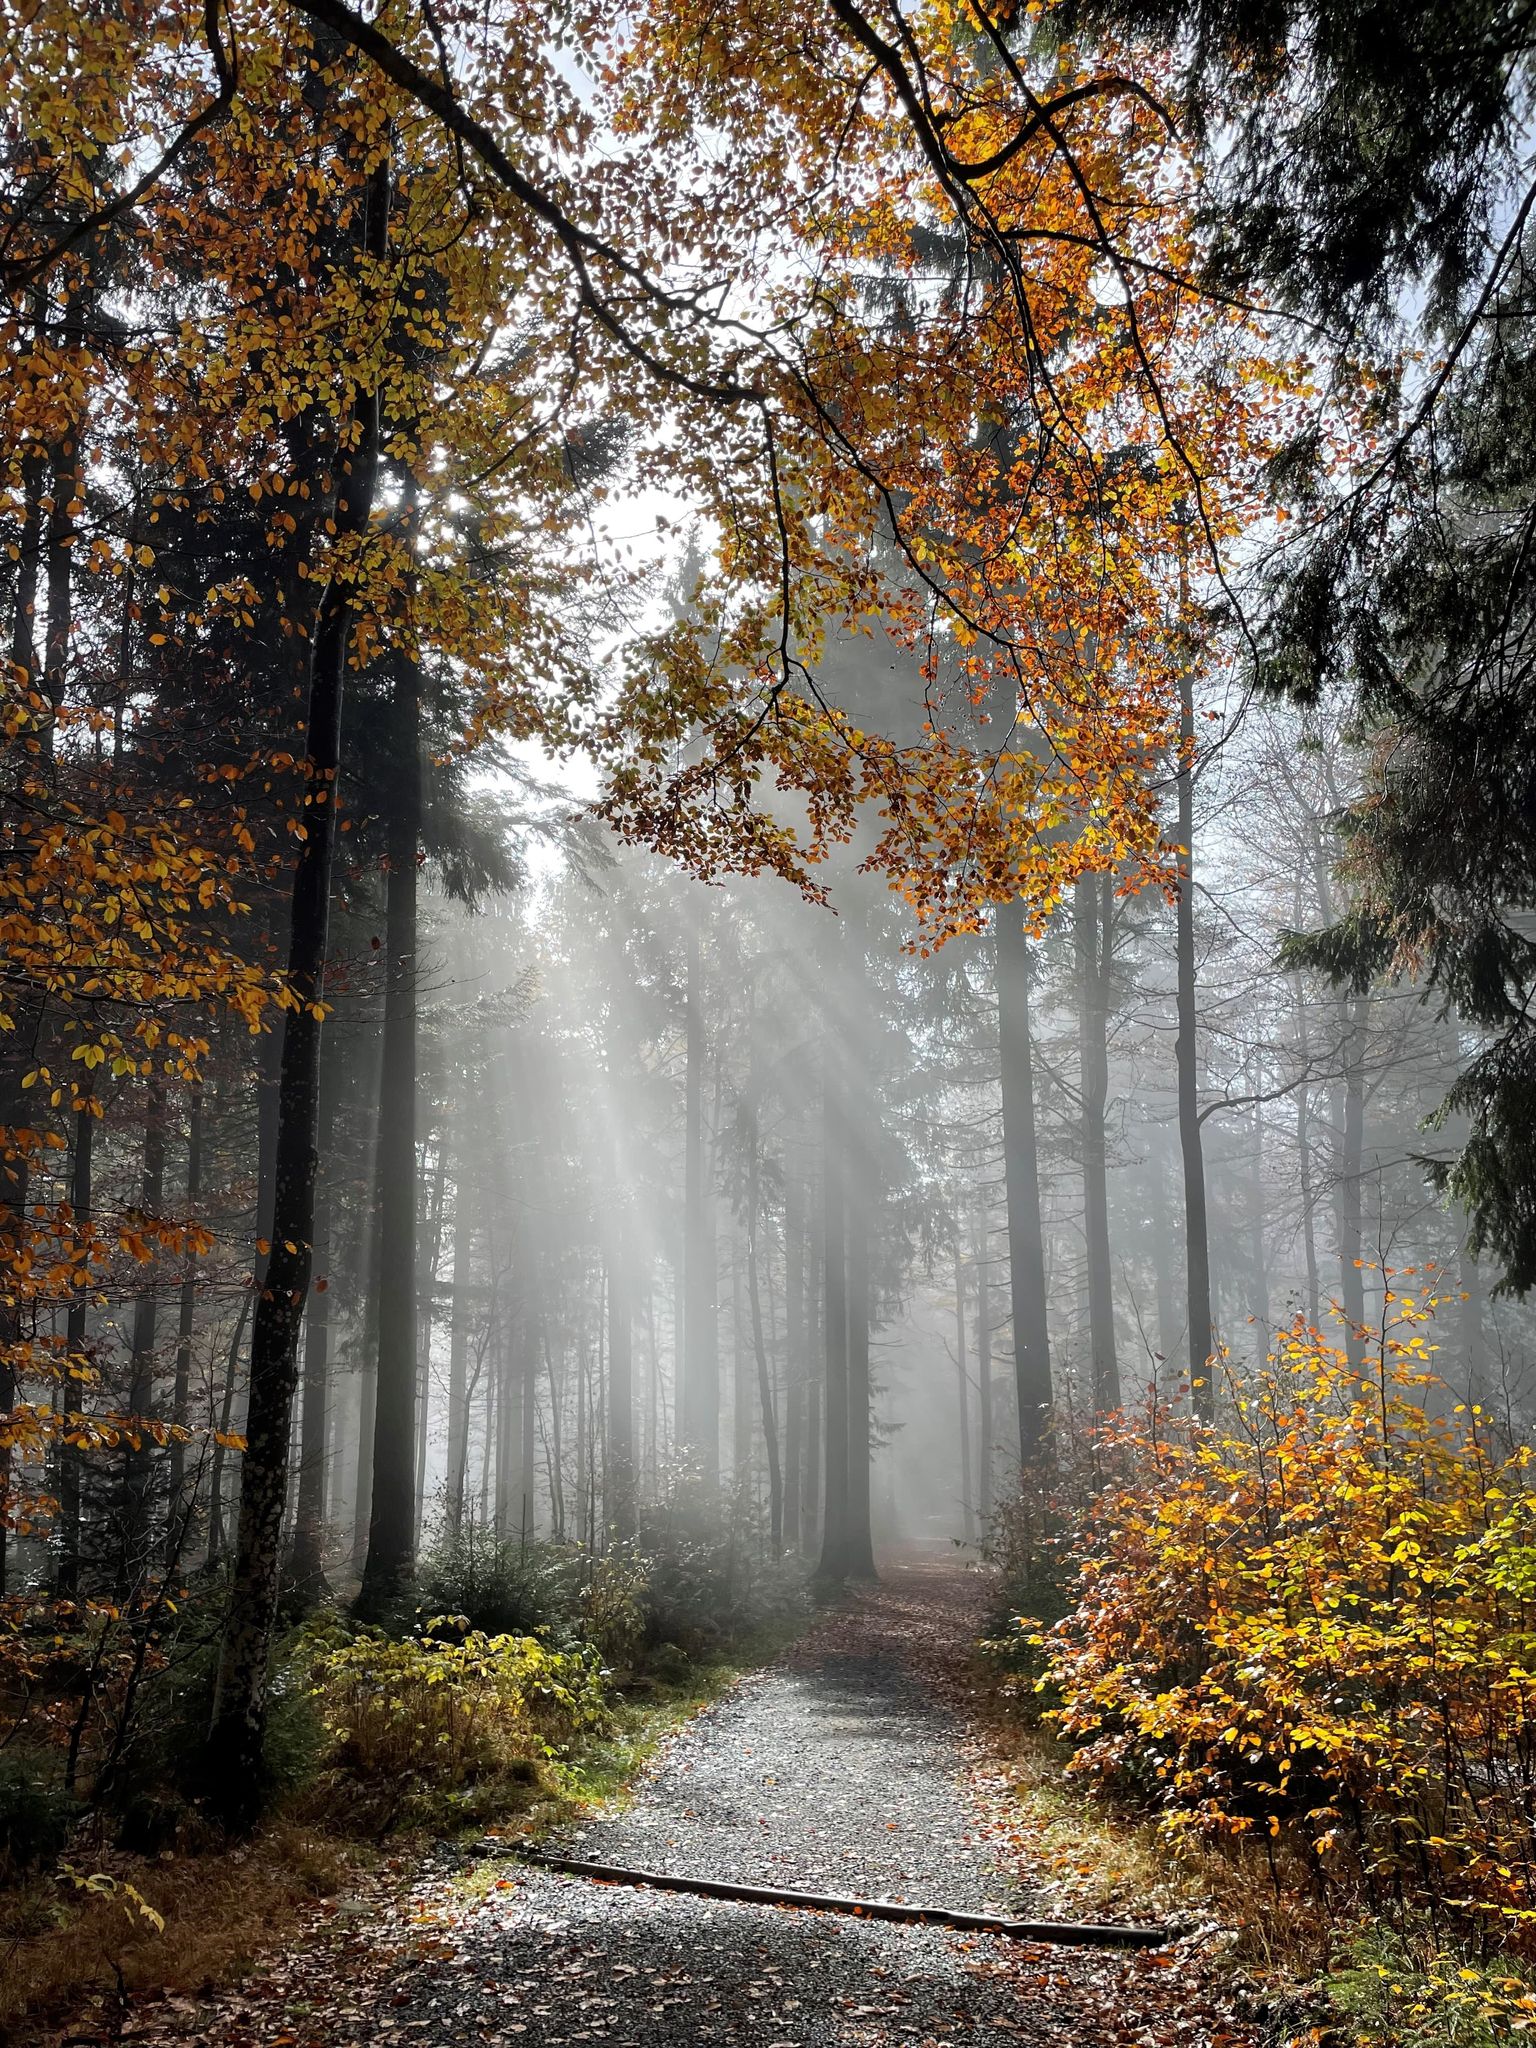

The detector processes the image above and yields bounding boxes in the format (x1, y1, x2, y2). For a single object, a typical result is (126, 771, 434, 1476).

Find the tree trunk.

(520, 1308, 538, 1544)
(166, 1087, 203, 1566)
(996, 898, 1052, 1459)
(205, 1287, 251, 1569)
(972, 1203, 994, 1526)
(746, 1190, 782, 1557)
(843, 1177, 877, 1579)
(57, 1100, 94, 1597)
(952, 1243, 975, 1544)
(414, 1124, 446, 1539)
(1074, 876, 1120, 1413)
(1175, 659, 1214, 1419)
(817, 1039, 849, 1583)
(209, 157, 389, 1816)
(731, 1236, 751, 1478)
(782, 1159, 803, 1551)
(1337, 993, 1368, 1365)
(123, 1080, 166, 1588)
(1292, 962, 1322, 1328)
(287, 1064, 333, 1601)
(446, 1174, 472, 1538)
(607, 1235, 635, 1539)
(681, 909, 718, 1480)
(361, 579, 422, 1612)
(802, 1215, 822, 1557)
(1247, 1091, 1269, 1333)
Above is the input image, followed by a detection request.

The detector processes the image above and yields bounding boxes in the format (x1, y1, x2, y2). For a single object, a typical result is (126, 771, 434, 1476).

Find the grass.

(0, 1616, 809, 2046)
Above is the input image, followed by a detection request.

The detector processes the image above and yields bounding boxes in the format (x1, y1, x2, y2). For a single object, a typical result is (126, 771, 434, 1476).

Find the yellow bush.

(1034, 1282, 1536, 1940)
(311, 1626, 609, 1787)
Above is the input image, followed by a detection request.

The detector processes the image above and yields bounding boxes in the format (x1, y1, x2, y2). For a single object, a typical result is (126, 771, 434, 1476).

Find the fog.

(291, 619, 1529, 1584)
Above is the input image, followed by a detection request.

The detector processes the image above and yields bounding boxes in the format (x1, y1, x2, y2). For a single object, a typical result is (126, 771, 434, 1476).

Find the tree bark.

(1075, 876, 1120, 1413)
(952, 1243, 975, 1544)
(607, 1235, 635, 1539)
(746, 1202, 783, 1557)
(445, 1166, 472, 1538)
(782, 1157, 804, 1550)
(166, 1087, 203, 1566)
(972, 1203, 994, 1526)
(996, 899, 1053, 1459)
(287, 1063, 333, 1601)
(123, 1080, 166, 1588)
(361, 559, 422, 1612)
(817, 1033, 850, 1583)
(843, 1176, 877, 1579)
(681, 908, 718, 1480)
(208, 157, 389, 1816)
(1336, 993, 1368, 1365)
(1175, 658, 1214, 1419)
(56, 1100, 94, 1597)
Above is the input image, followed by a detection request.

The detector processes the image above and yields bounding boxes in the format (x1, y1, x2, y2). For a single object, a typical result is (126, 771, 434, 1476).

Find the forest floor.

(43, 1563, 1272, 2048)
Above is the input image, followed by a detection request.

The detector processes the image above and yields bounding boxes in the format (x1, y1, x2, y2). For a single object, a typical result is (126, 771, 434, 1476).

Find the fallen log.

(483, 1843, 1180, 1949)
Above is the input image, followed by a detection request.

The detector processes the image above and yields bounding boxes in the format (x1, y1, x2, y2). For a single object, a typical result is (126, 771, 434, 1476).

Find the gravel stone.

(397, 1570, 1063, 2045)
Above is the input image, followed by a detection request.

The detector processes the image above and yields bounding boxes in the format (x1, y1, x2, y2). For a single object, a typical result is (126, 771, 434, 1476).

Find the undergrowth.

(0, 1512, 810, 2045)
(980, 1288, 1536, 2048)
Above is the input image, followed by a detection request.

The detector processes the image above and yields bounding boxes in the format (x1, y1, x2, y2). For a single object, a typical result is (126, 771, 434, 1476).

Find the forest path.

(389, 1566, 1073, 2047)
(117, 1567, 1253, 2048)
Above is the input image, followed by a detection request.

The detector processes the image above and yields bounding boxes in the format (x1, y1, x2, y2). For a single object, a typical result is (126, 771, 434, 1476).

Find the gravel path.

(559, 1600, 1019, 1910)
(106, 1566, 1250, 2048)
(379, 1567, 1071, 2046)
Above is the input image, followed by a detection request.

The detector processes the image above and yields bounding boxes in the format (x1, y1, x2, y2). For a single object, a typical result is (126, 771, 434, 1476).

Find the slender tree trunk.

(0, 302, 49, 1598)
(802, 1209, 821, 1557)
(209, 159, 389, 1813)
(1247, 1090, 1269, 1333)
(681, 909, 718, 1480)
(166, 1087, 203, 1566)
(952, 1243, 975, 1544)
(1176, 658, 1214, 1418)
(817, 1039, 849, 1583)
(746, 1198, 782, 1556)
(445, 1151, 472, 1538)
(414, 1125, 446, 1540)
(206, 1287, 252, 1569)
(731, 1237, 751, 1478)
(545, 1322, 566, 1542)
(57, 1101, 94, 1597)
(973, 1203, 994, 1527)
(843, 1177, 877, 1579)
(1074, 876, 1120, 1413)
(123, 1080, 166, 1588)
(996, 899, 1052, 1460)
(1293, 964, 1322, 1327)
(782, 1160, 803, 1550)
(607, 1229, 636, 1540)
(1337, 994, 1368, 1364)
(41, 291, 83, 765)
(361, 575, 422, 1610)
(520, 1309, 538, 1543)
(287, 1064, 333, 1600)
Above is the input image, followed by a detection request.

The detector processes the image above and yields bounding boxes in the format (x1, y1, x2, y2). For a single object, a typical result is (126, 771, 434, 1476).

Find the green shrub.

(577, 1550, 650, 1669)
(0, 1756, 79, 1879)
(310, 1626, 609, 1789)
(1324, 1928, 1536, 2047)
(416, 1529, 584, 1640)
(634, 1493, 808, 1654)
